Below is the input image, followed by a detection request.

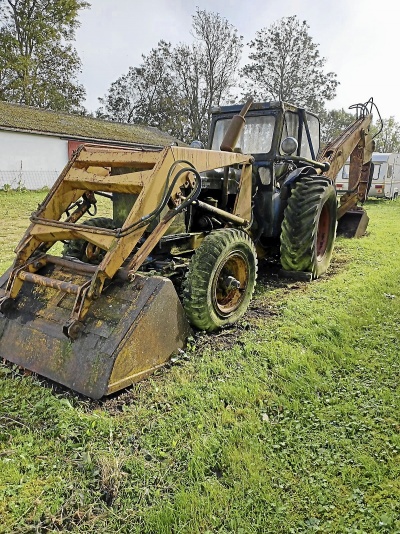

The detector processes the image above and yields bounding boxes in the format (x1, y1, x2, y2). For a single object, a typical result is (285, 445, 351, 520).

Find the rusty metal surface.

(107, 278, 192, 394)
(0, 266, 191, 399)
(17, 271, 81, 294)
(357, 162, 372, 203)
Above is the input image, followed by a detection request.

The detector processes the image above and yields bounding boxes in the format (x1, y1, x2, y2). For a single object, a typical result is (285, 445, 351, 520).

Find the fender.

(283, 165, 317, 188)
(280, 165, 317, 200)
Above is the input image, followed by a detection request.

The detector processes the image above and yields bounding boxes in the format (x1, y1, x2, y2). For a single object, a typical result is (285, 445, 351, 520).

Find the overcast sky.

(75, 0, 399, 122)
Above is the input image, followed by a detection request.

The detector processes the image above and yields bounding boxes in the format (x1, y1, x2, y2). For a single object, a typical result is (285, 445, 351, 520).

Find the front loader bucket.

(0, 267, 191, 399)
(337, 207, 369, 238)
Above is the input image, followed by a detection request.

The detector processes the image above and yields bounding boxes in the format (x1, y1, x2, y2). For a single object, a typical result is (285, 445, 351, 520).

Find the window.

(282, 111, 320, 158)
(283, 111, 299, 140)
(212, 115, 276, 154)
(373, 164, 382, 179)
(300, 114, 320, 159)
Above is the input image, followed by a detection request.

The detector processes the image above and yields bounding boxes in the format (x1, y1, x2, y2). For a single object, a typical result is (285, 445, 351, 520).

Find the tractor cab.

(209, 101, 320, 162)
(208, 101, 322, 240)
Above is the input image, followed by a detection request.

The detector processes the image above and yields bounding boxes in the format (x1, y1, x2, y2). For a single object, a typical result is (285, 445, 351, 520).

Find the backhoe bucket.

(0, 266, 191, 399)
(337, 207, 369, 238)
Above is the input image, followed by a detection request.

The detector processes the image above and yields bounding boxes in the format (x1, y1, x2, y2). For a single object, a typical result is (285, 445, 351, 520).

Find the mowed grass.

(0, 190, 47, 272)
(0, 191, 399, 533)
(0, 190, 113, 272)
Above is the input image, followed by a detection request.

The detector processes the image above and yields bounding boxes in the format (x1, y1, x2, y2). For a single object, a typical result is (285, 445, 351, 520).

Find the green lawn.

(0, 192, 399, 533)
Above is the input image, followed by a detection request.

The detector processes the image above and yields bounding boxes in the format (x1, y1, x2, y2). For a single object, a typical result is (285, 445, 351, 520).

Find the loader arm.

(0, 143, 253, 397)
(0, 144, 253, 339)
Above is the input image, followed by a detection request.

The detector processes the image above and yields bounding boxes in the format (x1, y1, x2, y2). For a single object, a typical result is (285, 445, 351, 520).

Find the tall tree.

(98, 8, 242, 143)
(0, 0, 89, 112)
(320, 108, 355, 144)
(241, 16, 338, 113)
(187, 8, 243, 140)
(97, 41, 186, 137)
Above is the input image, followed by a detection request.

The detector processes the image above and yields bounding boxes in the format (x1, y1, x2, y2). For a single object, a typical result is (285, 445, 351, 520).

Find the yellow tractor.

(0, 98, 376, 398)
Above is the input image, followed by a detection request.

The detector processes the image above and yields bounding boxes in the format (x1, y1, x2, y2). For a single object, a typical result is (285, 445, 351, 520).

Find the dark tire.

(280, 176, 337, 278)
(62, 217, 115, 264)
(182, 228, 257, 331)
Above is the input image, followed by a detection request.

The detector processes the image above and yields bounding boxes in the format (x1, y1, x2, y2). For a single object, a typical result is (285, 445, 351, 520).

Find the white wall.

(0, 130, 68, 190)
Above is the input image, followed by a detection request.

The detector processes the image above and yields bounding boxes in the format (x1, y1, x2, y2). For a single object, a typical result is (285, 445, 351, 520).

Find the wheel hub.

(212, 252, 249, 317)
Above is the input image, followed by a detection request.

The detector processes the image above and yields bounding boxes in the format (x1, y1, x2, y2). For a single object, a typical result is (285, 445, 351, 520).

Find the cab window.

(283, 111, 299, 140)
(212, 115, 276, 154)
(300, 113, 320, 159)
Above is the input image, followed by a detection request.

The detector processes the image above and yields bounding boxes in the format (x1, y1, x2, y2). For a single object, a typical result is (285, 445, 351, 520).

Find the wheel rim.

(316, 203, 330, 260)
(211, 251, 249, 317)
(85, 243, 103, 262)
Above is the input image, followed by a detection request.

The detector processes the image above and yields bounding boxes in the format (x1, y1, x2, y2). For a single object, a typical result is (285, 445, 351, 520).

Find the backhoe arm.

(318, 113, 374, 218)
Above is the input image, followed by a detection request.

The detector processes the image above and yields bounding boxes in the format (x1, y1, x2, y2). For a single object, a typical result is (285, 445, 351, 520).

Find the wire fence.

(0, 170, 58, 191)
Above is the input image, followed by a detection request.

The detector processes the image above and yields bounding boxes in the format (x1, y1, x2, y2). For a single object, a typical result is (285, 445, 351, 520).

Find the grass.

(0, 190, 112, 272)
(0, 192, 399, 533)
(0, 190, 47, 272)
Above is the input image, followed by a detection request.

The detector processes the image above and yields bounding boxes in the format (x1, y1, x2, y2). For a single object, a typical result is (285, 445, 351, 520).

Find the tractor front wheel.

(280, 176, 337, 278)
(182, 228, 257, 331)
(62, 217, 115, 264)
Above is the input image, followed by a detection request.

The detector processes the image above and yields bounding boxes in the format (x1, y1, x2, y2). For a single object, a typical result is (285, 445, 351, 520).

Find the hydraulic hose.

(116, 160, 202, 237)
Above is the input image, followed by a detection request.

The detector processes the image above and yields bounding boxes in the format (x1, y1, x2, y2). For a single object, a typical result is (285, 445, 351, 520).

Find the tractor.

(0, 98, 376, 397)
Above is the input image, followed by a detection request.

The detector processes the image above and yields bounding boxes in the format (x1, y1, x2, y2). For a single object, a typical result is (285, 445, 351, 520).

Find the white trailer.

(336, 152, 400, 199)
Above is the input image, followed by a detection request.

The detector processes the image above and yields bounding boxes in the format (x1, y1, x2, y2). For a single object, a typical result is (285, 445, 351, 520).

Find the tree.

(319, 108, 355, 144)
(0, 0, 89, 112)
(187, 8, 243, 140)
(241, 16, 338, 113)
(373, 116, 400, 153)
(97, 41, 187, 137)
(98, 8, 243, 143)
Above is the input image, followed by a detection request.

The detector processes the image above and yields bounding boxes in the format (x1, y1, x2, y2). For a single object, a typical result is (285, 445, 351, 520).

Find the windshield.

(211, 115, 276, 154)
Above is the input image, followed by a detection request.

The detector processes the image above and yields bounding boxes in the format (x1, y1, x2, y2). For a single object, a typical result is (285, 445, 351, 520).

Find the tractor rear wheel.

(62, 217, 115, 264)
(182, 228, 257, 331)
(280, 176, 337, 278)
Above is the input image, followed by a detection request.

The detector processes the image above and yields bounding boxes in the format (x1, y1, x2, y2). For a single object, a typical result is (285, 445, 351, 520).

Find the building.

(0, 101, 181, 190)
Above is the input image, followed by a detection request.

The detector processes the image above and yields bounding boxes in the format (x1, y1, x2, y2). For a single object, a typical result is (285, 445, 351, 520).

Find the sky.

(75, 0, 400, 122)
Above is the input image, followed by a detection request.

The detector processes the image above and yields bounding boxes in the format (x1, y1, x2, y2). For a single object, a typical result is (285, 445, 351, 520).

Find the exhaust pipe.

(220, 97, 254, 152)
